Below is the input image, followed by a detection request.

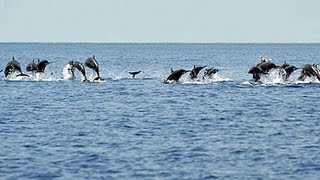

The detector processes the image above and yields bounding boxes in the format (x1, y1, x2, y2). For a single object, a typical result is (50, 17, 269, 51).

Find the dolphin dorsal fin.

(171, 68, 174, 73)
(93, 55, 96, 59)
(12, 56, 15, 60)
(38, 59, 40, 62)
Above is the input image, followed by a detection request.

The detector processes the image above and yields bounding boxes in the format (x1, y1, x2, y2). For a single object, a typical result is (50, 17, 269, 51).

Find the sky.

(0, 0, 319, 43)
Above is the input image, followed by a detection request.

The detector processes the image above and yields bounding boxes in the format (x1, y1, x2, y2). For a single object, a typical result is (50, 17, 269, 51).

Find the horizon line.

(0, 41, 320, 44)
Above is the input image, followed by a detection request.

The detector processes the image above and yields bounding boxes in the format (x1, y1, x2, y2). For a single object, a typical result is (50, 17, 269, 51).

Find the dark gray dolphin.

(248, 58, 278, 81)
(204, 68, 219, 77)
(84, 55, 103, 81)
(26, 60, 38, 72)
(281, 65, 299, 81)
(248, 66, 266, 81)
(190, 65, 206, 79)
(73, 61, 88, 82)
(129, 71, 141, 79)
(298, 64, 320, 81)
(258, 61, 278, 72)
(4, 57, 29, 77)
(166, 69, 189, 82)
(36, 59, 51, 73)
(280, 61, 290, 69)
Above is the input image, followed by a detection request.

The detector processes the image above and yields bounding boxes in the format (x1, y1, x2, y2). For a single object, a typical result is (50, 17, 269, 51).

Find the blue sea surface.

(0, 43, 320, 179)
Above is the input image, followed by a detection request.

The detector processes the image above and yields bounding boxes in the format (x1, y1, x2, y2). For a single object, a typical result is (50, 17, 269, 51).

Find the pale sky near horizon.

(0, 0, 319, 42)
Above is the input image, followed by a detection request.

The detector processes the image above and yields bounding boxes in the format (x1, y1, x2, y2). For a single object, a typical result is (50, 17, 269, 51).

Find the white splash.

(63, 64, 75, 80)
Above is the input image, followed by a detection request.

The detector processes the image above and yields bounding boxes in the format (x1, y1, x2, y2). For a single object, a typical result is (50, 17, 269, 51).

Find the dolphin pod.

(63, 55, 103, 82)
(26, 59, 52, 73)
(247, 57, 319, 82)
(65, 60, 89, 81)
(298, 64, 320, 81)
(1, 55, 320, 83)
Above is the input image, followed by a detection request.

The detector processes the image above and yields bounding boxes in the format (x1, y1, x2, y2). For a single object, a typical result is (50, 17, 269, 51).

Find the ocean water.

(0, 43, 320, 179)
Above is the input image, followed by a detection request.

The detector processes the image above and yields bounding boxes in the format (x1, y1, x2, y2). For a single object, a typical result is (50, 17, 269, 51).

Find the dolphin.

(204, 68, 219, 78)
(258, 61, 278, 72)
(166, 69, 189, 83)
(36, 59, 51, 73)
(298, 64, 320, 81)
(4, 57, 29, 77)
(26, 59, 38, 72)
(248, 66, 266, 81)
(129, 71, 141, 79)
(281, 64, 299, 81)
(248, 57, 278, 81)
(84, 55, 103, 81)
(190, 65, 206, 79)
(280, 61, 290, 69)
(73, 61, 88, 82)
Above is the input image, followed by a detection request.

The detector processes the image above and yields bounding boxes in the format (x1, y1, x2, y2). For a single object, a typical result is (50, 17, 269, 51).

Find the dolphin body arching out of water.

(189, 65, 206, 80)
(37, 60, 51, 73)
(64, 60, 89, 82)
(298, 64, 320, 81)
(165, 68, 189, 83)
(26, 60, 38, 72)
(26, 59, 52, 73)
(248, 58, 279, 81)
(73, 61, 88, 82)
(204, 68, 219, 78)
(84, 55, 103, 81)
(4, 57, 29, 78)
(282, 65, 299, 81)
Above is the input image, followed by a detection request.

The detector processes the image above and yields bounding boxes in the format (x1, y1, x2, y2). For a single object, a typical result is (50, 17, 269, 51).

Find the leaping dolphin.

(84, 55, 103, 81)
(4, 57, 29, 77)
(248, 57, 279, 81)
(190, 65, 206, 79)
(204, 68, 219, 78)
(281, 65, 299, 81)
(258, 61, 278, 72)
(165, 68, 189, 83)
(298, 64, 320, 81)
(37, 59, 51, 73)
(73, 61, 88, 82)
(26, 59, 38, 72)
